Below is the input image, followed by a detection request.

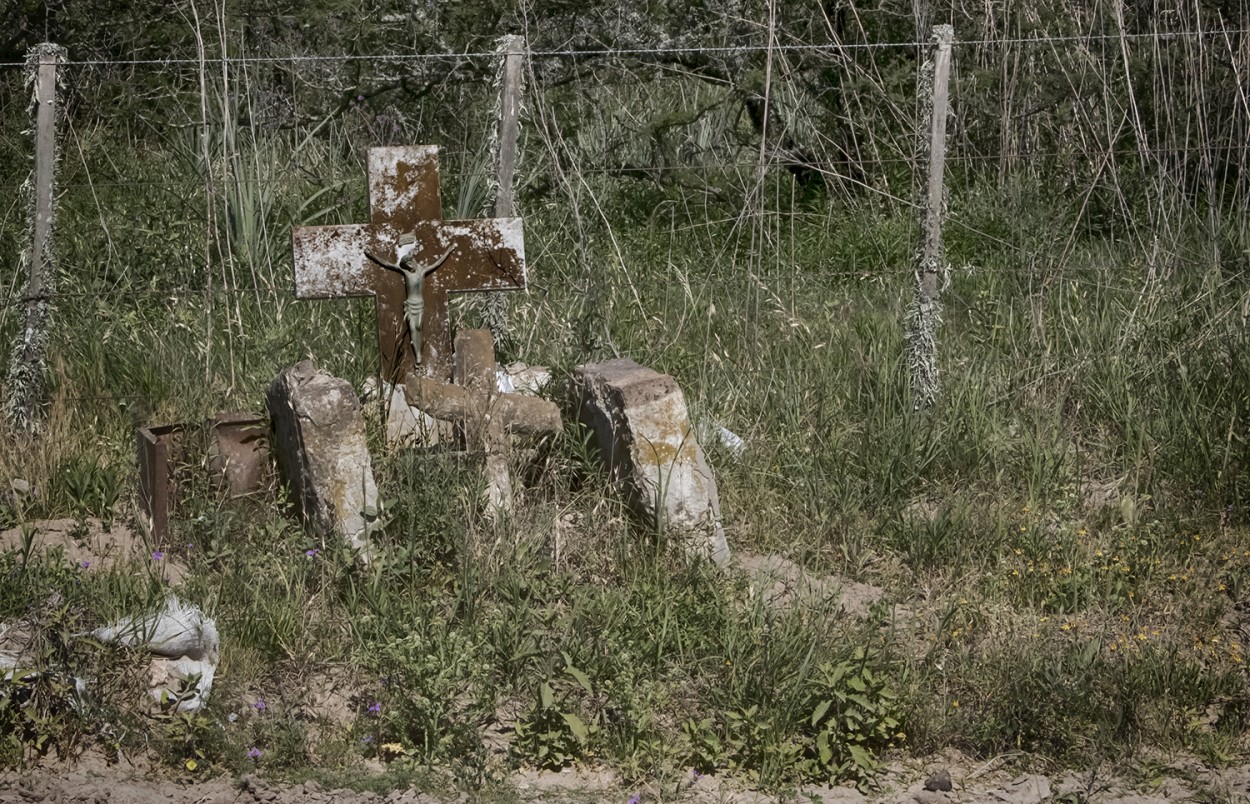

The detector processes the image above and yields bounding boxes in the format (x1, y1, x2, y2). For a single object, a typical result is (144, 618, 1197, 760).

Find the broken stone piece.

(497, 362, 552, 396)
(92, 596, 219, 712)
(924, 769, 953, 792)
(267, 360, 380, 558)
(362, 376, 448, 447)
(571, 358, 730, 565)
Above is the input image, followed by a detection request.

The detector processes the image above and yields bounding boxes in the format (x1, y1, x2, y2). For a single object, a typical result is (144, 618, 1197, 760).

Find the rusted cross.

(404, 329, 560, 515)
(291, 146, 526, 382)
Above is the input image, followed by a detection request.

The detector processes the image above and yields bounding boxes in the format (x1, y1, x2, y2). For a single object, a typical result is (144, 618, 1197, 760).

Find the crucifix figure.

(291, 146, 526, 382)
(365, 239, 455, 365)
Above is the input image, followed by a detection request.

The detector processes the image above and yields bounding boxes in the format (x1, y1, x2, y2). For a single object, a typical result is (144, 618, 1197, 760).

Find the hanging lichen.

(905, 27, 953, 411)
(906, 270, 943, 410)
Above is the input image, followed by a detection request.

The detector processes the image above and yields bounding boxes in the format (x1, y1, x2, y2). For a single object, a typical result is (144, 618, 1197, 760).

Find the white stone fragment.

(498, 362, 551, 397)
(92, 596, 219, 712)
(717, 426, 746, 456)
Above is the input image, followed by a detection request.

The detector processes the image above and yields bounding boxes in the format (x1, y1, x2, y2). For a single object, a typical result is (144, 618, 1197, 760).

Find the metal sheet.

(208, 412, 268, 497)
(290, 145, 526, 383)
(136, 424, 186, 545)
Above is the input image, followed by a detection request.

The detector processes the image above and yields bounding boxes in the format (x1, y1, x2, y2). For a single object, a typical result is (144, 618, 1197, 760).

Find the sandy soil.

(2, 748, 1248, 803)
(0, 518, 187, 585)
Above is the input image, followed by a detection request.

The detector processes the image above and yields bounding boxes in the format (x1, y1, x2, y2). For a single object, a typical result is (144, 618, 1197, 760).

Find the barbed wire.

(0, 26, 1247, 69)
(40, 333, 1246, 408)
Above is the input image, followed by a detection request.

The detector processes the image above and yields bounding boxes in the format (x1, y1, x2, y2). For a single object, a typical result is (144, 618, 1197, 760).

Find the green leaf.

(848, 743, 874, 770)
(810, 699, 832, 727)
(561, 712, 589, 742)
(540, 682, 554, 710)
(565, 664, 593, 694)
(848, 693, 875, 710)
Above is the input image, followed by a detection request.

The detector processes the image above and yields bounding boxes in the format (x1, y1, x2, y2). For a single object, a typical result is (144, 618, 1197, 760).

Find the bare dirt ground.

(2, 749, 1249, 803)
(0, 518, 188, 585)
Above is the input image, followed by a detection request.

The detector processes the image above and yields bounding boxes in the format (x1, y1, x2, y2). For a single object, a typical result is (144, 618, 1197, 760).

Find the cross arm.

(293, 223, 402, 298)
(403, 375, 560, 437)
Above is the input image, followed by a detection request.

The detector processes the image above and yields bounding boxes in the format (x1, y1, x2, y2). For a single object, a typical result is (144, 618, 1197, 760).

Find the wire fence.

(1, 13, 1248, 414)
(2, 26, 1249, 68)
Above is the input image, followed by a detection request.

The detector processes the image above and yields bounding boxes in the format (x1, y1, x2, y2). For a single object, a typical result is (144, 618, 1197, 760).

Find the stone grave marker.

(404, 329, 560, 516)
(572, 358, 730, 565)
(267, 360, 380, 559)
(291, 145, 526, 384)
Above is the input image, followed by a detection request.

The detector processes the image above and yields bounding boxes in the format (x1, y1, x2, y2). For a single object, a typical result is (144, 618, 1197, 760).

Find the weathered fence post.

(6, 43, 67, 436)
(906, 25, 953, 409)
(482, 34, 527, 345)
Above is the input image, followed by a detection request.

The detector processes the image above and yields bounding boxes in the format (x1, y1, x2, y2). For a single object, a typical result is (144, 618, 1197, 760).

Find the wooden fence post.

(482, 34, 527, 345)
(6, 43, 67, 436)
(907, 25, 954, 409)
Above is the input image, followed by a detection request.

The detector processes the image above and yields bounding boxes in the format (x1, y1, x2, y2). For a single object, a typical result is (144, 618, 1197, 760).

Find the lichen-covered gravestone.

(267, 361, 379, 558)
(572, 358, 730, 565)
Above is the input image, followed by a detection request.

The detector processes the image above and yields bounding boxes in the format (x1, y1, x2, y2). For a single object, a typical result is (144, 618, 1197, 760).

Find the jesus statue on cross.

(365, 241, 456, 365)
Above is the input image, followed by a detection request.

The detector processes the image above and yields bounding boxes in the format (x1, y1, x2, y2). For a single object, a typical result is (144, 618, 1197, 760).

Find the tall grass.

(0, 0, 1248, 789)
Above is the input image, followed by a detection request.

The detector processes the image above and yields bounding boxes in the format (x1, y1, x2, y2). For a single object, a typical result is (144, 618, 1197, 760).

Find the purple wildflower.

(79, 560, 90, 569)
(152, 550, 165, 561)
(368, 701, 381, 716)
(253, 699, 267, 712)
(247, 747, 262, 760)
(305, 548, 321, 558)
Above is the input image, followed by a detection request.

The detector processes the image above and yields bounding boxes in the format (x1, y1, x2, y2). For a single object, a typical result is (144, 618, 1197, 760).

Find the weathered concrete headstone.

(572, 358, 730, 565)
(267, 361, 379, 557)
(404, 329, 561, 516)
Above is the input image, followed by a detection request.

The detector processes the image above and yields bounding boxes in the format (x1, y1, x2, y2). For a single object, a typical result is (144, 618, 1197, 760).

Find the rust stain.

(291, 145, 526, 383)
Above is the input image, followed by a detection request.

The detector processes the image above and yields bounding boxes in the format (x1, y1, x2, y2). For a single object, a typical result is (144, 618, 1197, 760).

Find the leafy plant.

(799, 648, 904, 787)
(153, 675, 220, 773)
(512, 655, 596, 770)
(0, 603, 94, 767)
(57, 457, 122, 524)
(0, 666, 83, 766)
(368, 624, 491, 771)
